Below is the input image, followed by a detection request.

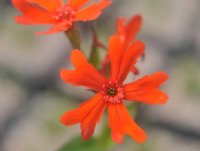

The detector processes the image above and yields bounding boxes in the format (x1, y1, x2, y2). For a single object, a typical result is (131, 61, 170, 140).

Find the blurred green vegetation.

(59, 126, 114, 151)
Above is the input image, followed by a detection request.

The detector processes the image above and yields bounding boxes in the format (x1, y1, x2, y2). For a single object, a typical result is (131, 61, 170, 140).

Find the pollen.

(101, 81, 124, 104)
(107, 87, 117, 96)
(53, 6, 76, 25)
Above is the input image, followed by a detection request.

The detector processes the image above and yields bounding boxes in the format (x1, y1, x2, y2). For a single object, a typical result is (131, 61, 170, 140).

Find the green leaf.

(58, 136, 112, 151)
(58, 126, 114, 151)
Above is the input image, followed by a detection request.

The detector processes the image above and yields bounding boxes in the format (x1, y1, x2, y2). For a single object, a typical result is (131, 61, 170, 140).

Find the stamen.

(53, 6, 75, 24)
(101, 81, 124, 104)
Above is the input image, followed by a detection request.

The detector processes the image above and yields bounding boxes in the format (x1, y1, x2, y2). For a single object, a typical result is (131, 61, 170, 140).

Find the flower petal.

(116, 17, 126, 38)
(125, 89, 168, 105)
(108, 36, 144, 83)
(115, 16, 142, 76)
(81, 97, 106, 140)
(108, 103, 147, 144)
(67, 0, 89, 10)
(117, 41, 145, 83)
(118, 103, 147, 143)
(124, 72, 169, 104)
(116, 15, 142, 49)
(12, 0, 55, 24)
(108, 35, 123, 82)
(116, 17, 127, 47)
(60, 50, 107, 91)
(75, 0, 112, 21)
(108, 103, 124, 144)
(36, 21, 70, 35)
(27, 0, 64, 12)
(61, 93, 106, 140)
(125, 15, 142, 45)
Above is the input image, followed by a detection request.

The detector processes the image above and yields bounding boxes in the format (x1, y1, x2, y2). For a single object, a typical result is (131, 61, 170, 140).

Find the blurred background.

(0, 0, 200, 150)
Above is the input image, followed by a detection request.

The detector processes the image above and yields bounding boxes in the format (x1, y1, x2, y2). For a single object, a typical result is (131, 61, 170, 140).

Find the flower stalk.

(65, 25, 81, 49)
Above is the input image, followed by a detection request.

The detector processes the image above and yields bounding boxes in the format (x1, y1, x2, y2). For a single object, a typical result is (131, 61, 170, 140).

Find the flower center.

(53, 6, 75, 24)
(107, 87, 117, 96)
(101, 81, 124, 104)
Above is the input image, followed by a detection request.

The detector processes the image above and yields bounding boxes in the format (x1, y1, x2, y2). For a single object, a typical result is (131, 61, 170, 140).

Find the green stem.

(89, 44, 100, 68)
(89, 24, 101, 68)
(65, 25, 81, 50)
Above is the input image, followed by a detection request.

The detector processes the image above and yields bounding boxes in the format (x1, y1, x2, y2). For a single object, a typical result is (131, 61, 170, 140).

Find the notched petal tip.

(60, 111, 74, 126)
(60, 114, 68, 125)
(15, 16, 23, 24)
(134, 130, 147, 144)
(81, 128, 94, 141)
(157, 71, 169, 82)
(133, 40, 145, 51)
(112, 133, 124, 144)
(70, 50, 89, 69)
(126, 120, 148, 144)
(59, 69, 70, 82)
(157, 92, 169, 105)
(130, 14, 143, 23)
(71, 49, 83, 59)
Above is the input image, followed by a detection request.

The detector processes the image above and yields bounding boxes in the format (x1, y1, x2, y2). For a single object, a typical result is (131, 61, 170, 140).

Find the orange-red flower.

(116, 14, 142, 49)
(60, 35, 168, 143)
(12, 0, 112, 35)
(101, 15, 143, 75)
(116, 15, 143, 75)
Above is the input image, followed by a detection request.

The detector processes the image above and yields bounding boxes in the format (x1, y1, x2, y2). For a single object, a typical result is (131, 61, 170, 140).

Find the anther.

(53, 6, 75, 23)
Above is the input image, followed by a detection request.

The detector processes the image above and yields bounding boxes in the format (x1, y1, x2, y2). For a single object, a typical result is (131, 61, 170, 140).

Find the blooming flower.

(12, 0, 112, 35)
(116, 14, 142, 49)
(60, 35, 168, 143)
(101, 15, 143, 75)
(116, 15, 143, 75)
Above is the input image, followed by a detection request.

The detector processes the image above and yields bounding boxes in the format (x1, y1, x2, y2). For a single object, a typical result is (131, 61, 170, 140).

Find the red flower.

(116, 15, 143, 75)
(101, 15, 143, 75)
(12, 0, 112, 35)
(60, 35, 168, 143)
(116, 14, 142, 49)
